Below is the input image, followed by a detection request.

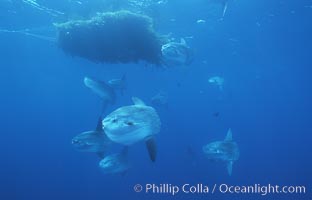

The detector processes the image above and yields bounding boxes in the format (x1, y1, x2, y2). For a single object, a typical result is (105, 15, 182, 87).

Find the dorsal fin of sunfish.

(132, 97, 146, 106)
(96, 117, 103, 132)
(224, 128, 232, 141)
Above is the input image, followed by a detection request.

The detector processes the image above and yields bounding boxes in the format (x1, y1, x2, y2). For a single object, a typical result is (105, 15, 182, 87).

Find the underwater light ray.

(22, 0, 64, 17)
(0, 28, 56, 43)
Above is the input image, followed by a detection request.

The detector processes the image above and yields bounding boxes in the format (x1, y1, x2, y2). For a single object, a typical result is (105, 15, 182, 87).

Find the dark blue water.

(0, 0, 311, 199)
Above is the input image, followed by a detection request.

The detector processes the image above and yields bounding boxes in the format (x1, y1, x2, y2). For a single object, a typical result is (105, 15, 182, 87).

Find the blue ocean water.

(0, 0, 311, 200)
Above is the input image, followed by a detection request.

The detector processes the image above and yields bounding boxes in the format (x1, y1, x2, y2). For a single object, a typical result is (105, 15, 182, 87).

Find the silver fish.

(208, 76, 224, 91)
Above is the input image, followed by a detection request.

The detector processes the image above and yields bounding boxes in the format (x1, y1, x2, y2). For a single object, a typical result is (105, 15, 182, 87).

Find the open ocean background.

(0, 0, 311, 199)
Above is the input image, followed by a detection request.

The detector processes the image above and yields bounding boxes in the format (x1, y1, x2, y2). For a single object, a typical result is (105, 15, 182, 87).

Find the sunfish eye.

(112, 118, 118, 123)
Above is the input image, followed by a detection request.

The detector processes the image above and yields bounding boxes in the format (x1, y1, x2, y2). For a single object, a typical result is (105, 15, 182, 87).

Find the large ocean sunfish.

(102, 97, 161, 162)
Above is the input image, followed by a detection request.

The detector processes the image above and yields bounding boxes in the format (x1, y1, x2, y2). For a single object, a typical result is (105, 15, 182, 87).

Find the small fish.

(157, 0, 168, 5)
(208, 76, 224, 91)
(196, 19, 206, 24)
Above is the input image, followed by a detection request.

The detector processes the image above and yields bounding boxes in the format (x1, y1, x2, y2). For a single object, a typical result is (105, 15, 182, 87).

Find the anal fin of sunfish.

(96, 117, 103, 132)
(145, 137, 157, 162)
(227, 161, 233, 176)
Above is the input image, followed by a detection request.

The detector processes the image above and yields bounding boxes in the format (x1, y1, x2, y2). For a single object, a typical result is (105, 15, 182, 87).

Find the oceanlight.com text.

(133, 183, 306, 196)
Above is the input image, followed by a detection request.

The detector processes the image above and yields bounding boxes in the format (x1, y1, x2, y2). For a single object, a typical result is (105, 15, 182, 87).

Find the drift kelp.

(54, 10, 163, 65)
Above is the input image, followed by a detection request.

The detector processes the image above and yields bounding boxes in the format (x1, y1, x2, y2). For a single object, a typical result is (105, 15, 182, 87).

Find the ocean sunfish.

(84, 76, 116, 113)
(107, 74, 127, 95)
(84, 76, 116, 103)
(99, 147, 130, 174)
(202, 129, 239, 176)
(161, 38, 194, 67)
(102, 97, 161, 162)
(151, 91, 168, 109)
(72, 117, 112, 158)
